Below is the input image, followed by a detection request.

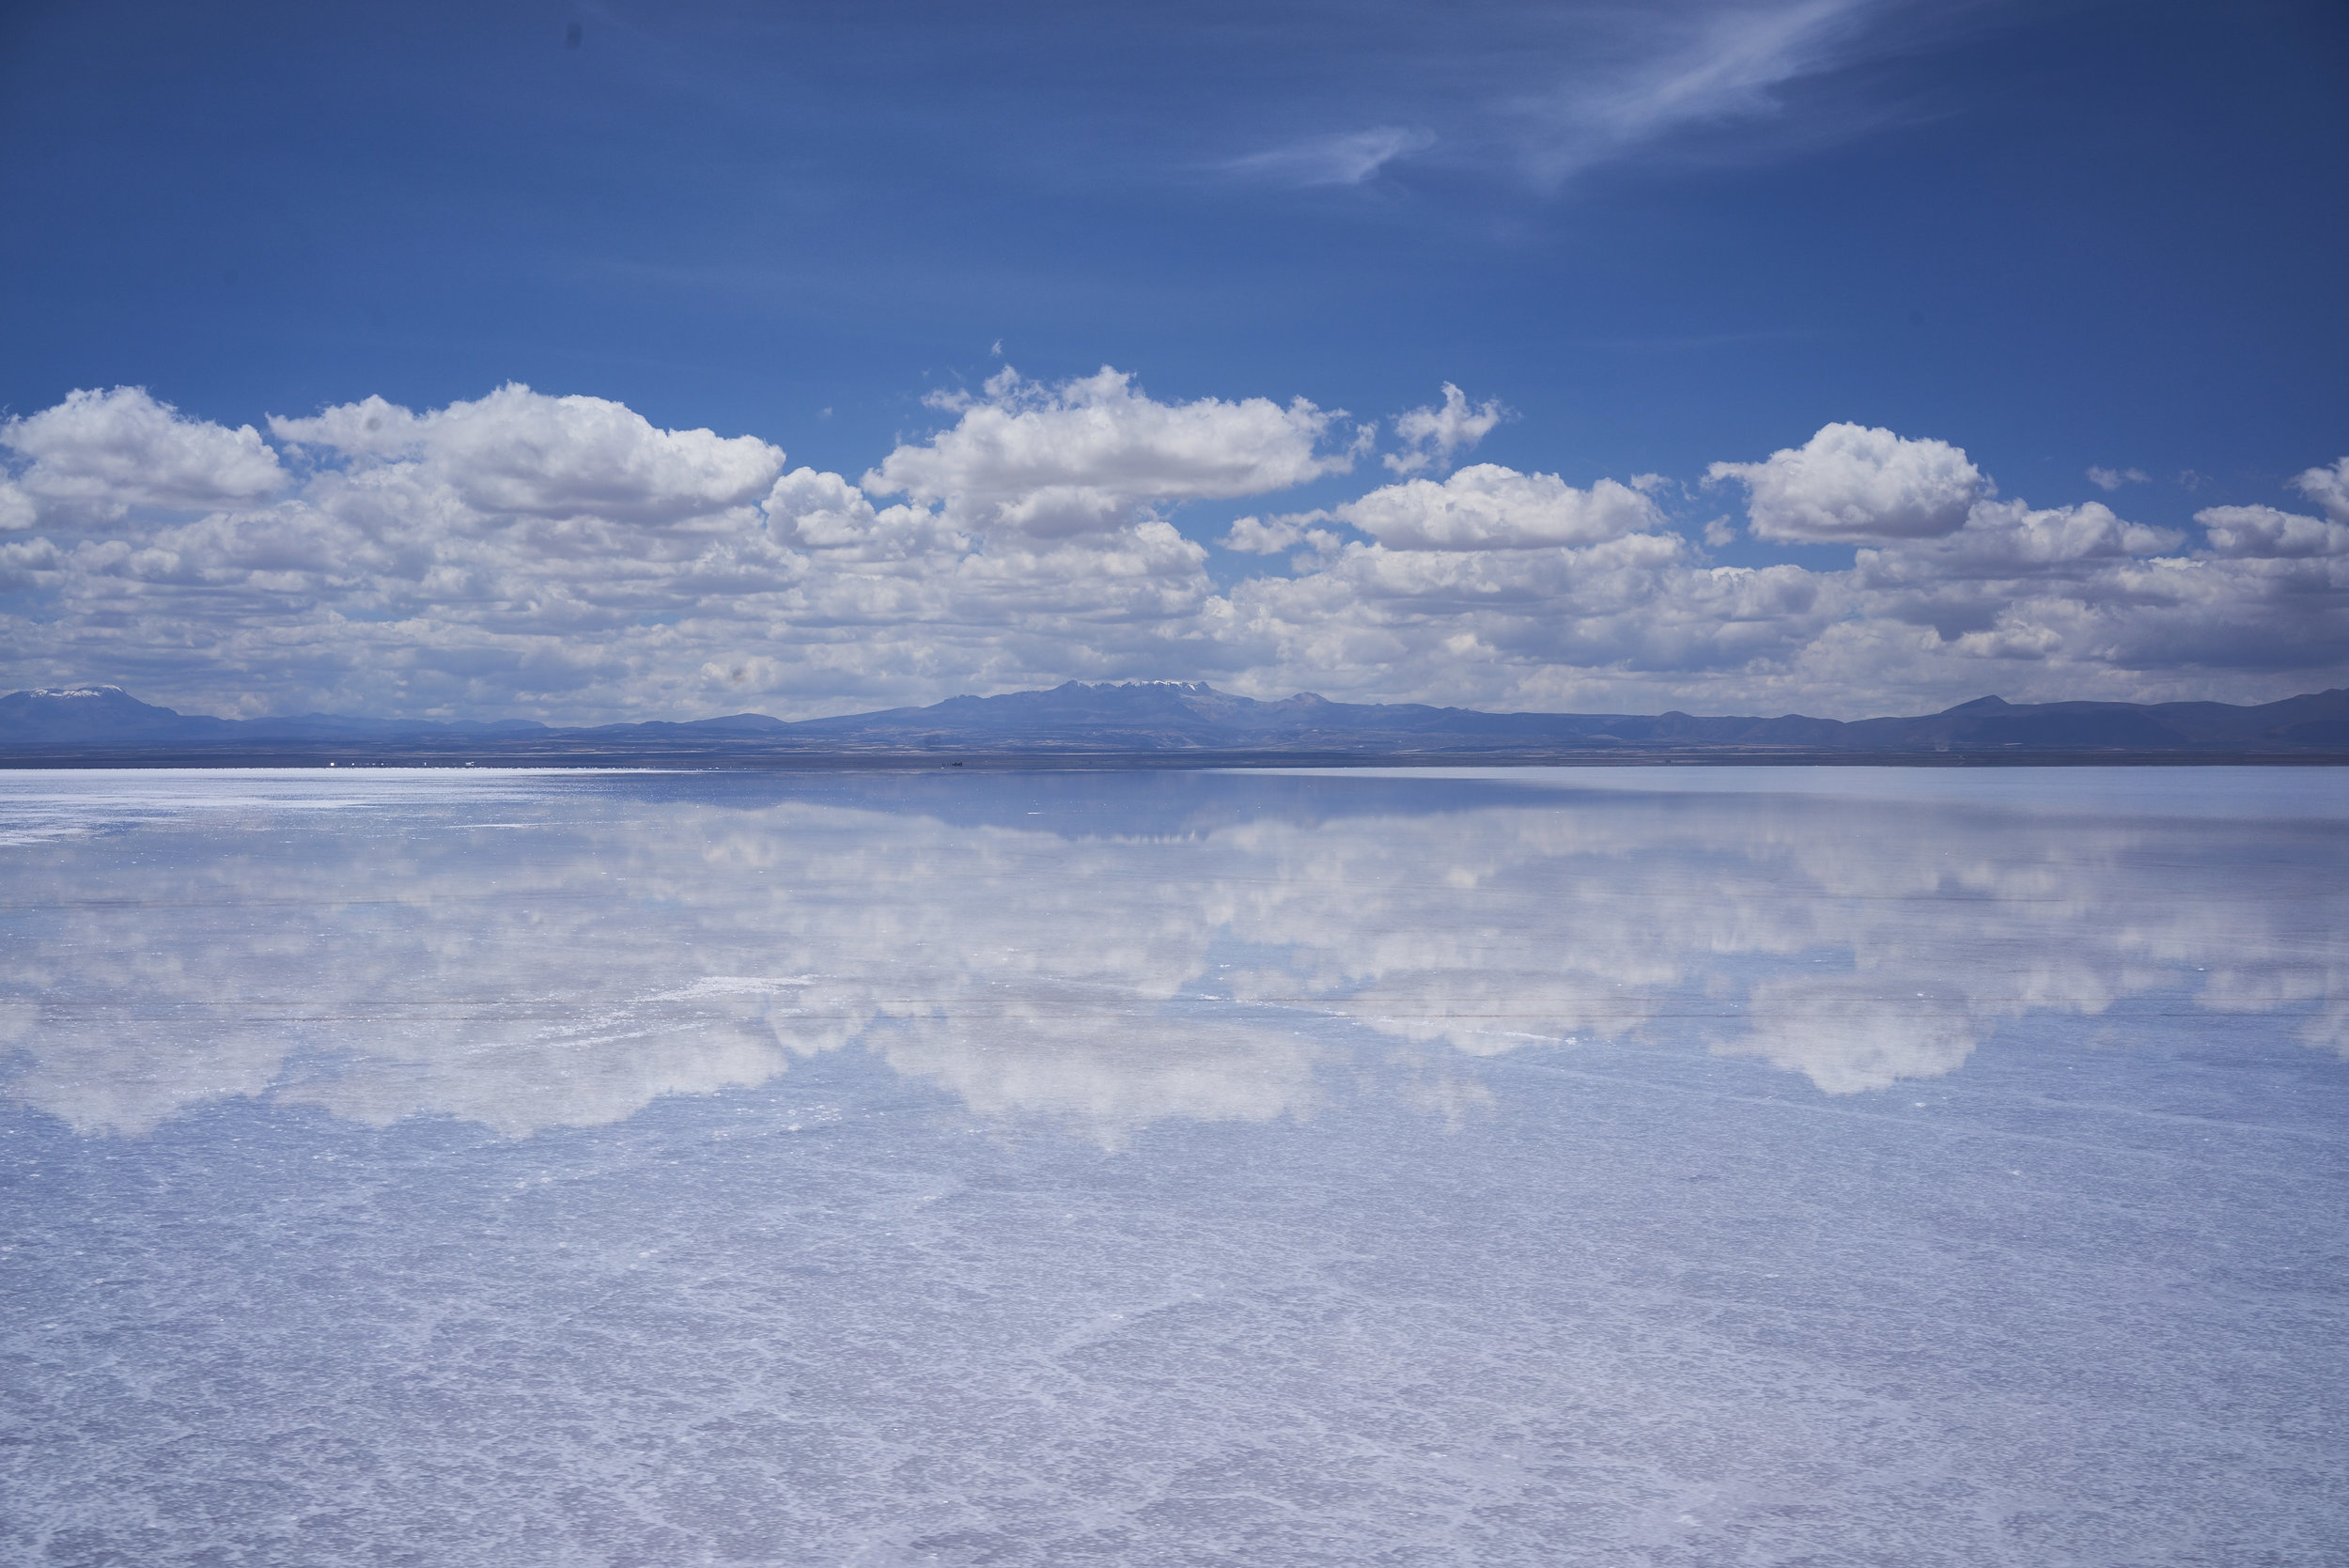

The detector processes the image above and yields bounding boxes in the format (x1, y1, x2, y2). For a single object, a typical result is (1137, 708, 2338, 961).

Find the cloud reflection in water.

(2, 767, 2340, 1138)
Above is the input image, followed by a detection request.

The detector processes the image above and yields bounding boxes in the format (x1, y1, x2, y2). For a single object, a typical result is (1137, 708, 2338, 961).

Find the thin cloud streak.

(1510, 0, 1884, 185)
(1223, 126, 1437, 188)
(1216, 0, 1923, 197)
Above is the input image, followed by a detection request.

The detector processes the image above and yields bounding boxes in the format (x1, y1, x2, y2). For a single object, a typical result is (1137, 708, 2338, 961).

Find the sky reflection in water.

(4, 766, 2342, 1138)
(2, 767, 2344, 1565)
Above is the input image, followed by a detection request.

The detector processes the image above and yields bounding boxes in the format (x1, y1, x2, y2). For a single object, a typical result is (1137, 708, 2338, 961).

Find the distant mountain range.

(4, 681, 2346, 765)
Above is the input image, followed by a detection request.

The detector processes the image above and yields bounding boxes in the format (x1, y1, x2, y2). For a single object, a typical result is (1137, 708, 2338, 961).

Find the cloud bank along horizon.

(1, 369, 2344, 724)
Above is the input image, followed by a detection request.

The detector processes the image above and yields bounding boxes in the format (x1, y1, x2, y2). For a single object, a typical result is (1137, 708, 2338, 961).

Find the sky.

(1, 0, 2344, 722)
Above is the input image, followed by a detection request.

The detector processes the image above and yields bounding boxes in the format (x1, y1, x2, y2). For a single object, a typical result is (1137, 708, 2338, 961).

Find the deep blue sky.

(1, 0, 2344, 720)
(7, 0, 2342, 508)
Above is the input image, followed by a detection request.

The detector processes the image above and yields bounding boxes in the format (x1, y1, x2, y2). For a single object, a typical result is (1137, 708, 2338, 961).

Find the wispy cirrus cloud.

(1221, 0, 1921, 195)
(1509, 0, 1883, 185)
(1222, 125, 1436, 188)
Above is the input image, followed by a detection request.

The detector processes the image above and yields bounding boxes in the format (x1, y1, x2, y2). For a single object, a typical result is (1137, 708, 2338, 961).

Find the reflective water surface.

(3, 766, 2344, 1565)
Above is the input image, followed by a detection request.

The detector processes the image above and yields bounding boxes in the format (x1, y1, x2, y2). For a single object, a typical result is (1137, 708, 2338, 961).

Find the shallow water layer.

(2, 765, 2343, 1566)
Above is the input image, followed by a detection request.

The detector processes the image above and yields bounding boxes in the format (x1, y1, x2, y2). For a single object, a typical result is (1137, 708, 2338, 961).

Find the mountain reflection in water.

(2, 766, 2341, 1139)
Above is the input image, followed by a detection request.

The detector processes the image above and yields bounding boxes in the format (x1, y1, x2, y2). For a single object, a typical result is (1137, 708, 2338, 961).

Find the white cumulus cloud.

(1222, 512, 1340, 559)
(1336, 464, 1663, 551)
(2, 378, 2344, 722)
(272, 383, 785, 525)
(765, 467, 957, 560)
(2293, 458, 2349, 525)
(1709, 422, 1985, 541)
(1386, 384, 1507, 475)
(2196, 505, 2349, 560)
(1, 387, 286, 521)
(1888, 499, 2184, 575)
(863, 366, 1355, 539)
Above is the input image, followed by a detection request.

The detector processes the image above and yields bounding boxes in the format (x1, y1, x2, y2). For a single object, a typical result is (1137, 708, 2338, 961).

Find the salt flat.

(2, 767, 2343, 1565)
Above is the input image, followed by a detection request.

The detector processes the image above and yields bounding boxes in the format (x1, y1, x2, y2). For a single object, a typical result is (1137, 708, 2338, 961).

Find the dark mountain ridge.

(3, 681, 2345, 765)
